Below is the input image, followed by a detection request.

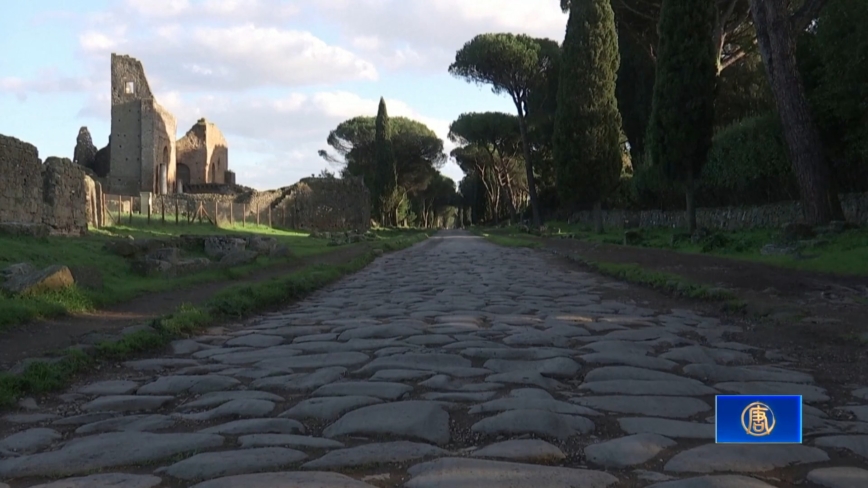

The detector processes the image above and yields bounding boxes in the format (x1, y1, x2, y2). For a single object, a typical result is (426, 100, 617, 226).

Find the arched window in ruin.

(177, 163, 191, 187)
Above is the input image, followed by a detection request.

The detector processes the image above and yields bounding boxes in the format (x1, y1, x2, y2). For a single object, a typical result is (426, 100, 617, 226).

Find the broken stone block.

(204, 236, 246, 258)
(0, 262, 36, 280)
(1, 265, 75, 296)
(219, 250, 259, 267)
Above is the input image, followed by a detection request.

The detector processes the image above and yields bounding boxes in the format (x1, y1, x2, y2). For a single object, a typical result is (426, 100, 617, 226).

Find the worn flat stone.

(251, 366, 347, 391)
(645, 475, 780, 487)
(807, 467, 868, 488)
(0, 432, 224, 478)
(171, 339, 207, 355)
(579, 341, 652, 355)
(405, 334, 455, 346)
(302, 441, 447, 469)
(579, 379, 718, 396)
(659, 346, 754, 365)
(404, 457, 619, 488)
(618, 417, 715, 439)
(156, 447, 307, 481)
(0, 428, 62, 455)
(370, 369, 434, 381)
(238, 434, 344, 449)
(502, 332, 569, 347)
(682, 364, 814, 383)
(256, 352, 369, 370)
(422, 391, 496, 402)
(469, 397, 600, 416)
(189, 471, 377, 488)
(460, 347, 571, 360)
(355, 353, 472, 374)
(208, 345, 305, 365)
(713, 381, 829, 403)
(580, 353, 677, 371)
(471, 439, 566, 463)
(420, 374, 503, 391)
(137, 375, 240, 395)
(814, 435, 868, 458)
(199, 418, 305, 435)
(471, 409, 594, 439)
(175, 399, 275, 421)
(177, 390, 284, 411)
(75, 414, 175, 435)
(572, 396, 710, 418)
(323, 400, 450, 445)
(123, 358, 200, 371)
(280, 396, 383, 421)
(81, 395, 175, 413)
(52, 412, 116, 426)
(27, 473, 163, 488)
(486, 371, 564, 390)
(312, 381, 412, 400)
(225, 334, 285, 348)
(77, 380, 139, 396)
(583, 366, 691, 383)
(482, 357, 581, 378)
(664, 443, 830, 473)
(584, 434, 676, 468)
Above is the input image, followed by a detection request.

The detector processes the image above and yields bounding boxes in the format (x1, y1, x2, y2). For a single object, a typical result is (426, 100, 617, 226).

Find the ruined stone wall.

(0, 134, 101, 236)
(140, 100, 177, 193)
(205, 122, 228, 184)
(176, 122, 207, 186)
(275, 176, 370, 231)
(0, 135, 43, 224)
(176, 119, 228, 186)
(568, 192, 868, 230)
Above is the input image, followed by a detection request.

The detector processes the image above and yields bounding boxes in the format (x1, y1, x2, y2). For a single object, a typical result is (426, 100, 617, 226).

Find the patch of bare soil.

(540, 238, 868, 395)
(0, 244, 371, 369)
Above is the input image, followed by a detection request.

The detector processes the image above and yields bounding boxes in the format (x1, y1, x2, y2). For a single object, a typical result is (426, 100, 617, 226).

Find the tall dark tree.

(554, 0, 623, 234)
(373, 97, 399, 225)
(749, 0, 843, 224)
(449, 33, 559, 228)
(646, 0, 718, 233)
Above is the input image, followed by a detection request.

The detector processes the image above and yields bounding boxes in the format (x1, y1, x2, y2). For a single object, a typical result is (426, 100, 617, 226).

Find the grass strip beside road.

(0, 232, 428, 408)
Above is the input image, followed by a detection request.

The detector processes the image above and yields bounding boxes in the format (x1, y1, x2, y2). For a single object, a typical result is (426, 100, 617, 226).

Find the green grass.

(0, 216, 408, 329)
(482, 221, 868, 276)
(475, 231, 541, 248)
(0, 231, 428, 407)
(588, 260, 736, 301)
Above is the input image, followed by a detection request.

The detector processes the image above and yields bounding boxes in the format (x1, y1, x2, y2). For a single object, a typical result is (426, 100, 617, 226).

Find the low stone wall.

(275, 176, 370, 231)
(568, 193, 868, 230)
(0, 134, 103, 236)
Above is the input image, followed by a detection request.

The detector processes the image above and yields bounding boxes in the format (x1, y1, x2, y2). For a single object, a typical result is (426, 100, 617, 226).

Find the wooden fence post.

(229, 202, 234, 226)
(242, 204, 246, 227)
(161, 200, 165, 224)
(214, 200, 219, 227)
(147, 197, 151, 224)
(175, 201, 179, 224)
(117, 194, 121, 224)
(256, 202, 260, 226)
(128, 196, 133, 224)
(268, 205, 272, 227)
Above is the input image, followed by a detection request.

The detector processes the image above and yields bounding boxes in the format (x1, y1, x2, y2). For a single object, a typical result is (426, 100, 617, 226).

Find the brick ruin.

(0, 134, 104, 236)
(176, 118, 234, 191)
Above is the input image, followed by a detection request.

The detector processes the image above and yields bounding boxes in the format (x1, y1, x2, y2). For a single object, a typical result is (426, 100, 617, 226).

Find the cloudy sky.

(0, 0, 567, 190)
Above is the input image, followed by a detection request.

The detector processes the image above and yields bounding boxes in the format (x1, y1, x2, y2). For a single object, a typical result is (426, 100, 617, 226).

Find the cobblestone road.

(1, 231, 867, 487)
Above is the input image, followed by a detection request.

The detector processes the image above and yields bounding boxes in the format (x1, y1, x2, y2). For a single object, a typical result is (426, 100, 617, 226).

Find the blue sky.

(0, 0, 567, 190)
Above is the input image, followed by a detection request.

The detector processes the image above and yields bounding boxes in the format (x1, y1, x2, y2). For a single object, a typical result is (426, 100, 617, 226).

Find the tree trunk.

(749, 0, 844, 225)
(593, 201, 603, 234)
(685, 167, 697, 233)
(514, 102, 542, 228)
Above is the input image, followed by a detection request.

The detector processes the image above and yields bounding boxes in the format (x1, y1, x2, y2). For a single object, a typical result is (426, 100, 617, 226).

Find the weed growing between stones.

(0, 233, 428, 408)
(583, 260, 735, 301)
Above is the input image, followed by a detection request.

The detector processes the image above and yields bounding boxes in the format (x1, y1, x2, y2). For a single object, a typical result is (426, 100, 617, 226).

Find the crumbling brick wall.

(176, 118, 229, 187)
(0, 134, 102, 236)
(275, 176, 370, 231)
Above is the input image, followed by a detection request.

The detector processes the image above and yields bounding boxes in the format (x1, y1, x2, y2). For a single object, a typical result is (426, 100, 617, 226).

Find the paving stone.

(579, 341, 653, 355)
(354, 353, 472, 374)
(583, 366, 691, 383)
(807, 467, 868, 488)
(482, 357, 581, 378)
(123, 358, 200, 371)
(470, 409, 594, 439)
(251, 366, 347, 391)
(422, 391, 496, 402)
(238, 434, 344, 449)
(579, 379, 718, 396)
(294, 332, 338, 343)
(171, 339, 207, 355)
(468, 397, 600, 416)
(370, 369, 435, 381)
(177, 390, 284, 411)
(156, 447, 307, 481)
(573, 395, 710, 418)
(618, 417, 715, 439)
(302, 441, 448, 469)
(420, 374, 503, 391)
(207, 345, 305, 365)
(198, 418, 305, 435)
(682, 364, 814, 383)
(471, 439, 565, 463)
(80, 395, 175, 413)
(814, 435, 868, 458)
(224, 334, 285, 348)
(137, 375, 240, 395)
(501, 332, 569, 347)
(323, 400, 450, 445)
(312, 381, 413, 400)
(852, 388, 868, 400)
(0, 432, 224, 478)
(280, 396, 383, 421)
(579, 353, 678, 371)
(486, 371, 564, 390)
(404, 457, 619, 488)
(659, 345, 754, 365)
(75, 414, 176, 435)
(663, 443, 830, 473)
(77, 380, 140, 396)
(0, 428, 62, 455)
(405, 334, 456, 346)
(645, 475, 779, 487)
(584, 434, 676, 468)
(713, 381, 829, 403)
(256, 352, 370, 370)
(52, 412, 116, 426)
(189, 471, 377, 488)
(175, 399, 275, 421)
(460, 347, 571, 360)
(838, 406, 868, 422)
(27, 473, 163, 488)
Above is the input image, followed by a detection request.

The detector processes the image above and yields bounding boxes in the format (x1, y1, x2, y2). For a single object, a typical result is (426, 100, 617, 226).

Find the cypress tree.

(373, 97, 397, 225)
(645, 0, 717, 233)
(552, 0, 622, 233)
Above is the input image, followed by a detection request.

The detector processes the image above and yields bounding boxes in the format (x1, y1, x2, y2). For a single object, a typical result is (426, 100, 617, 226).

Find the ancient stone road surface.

(2, 231, 867, 487)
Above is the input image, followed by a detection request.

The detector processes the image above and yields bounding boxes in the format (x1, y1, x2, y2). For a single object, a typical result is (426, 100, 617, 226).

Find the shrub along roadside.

(0, 233, 428, 408)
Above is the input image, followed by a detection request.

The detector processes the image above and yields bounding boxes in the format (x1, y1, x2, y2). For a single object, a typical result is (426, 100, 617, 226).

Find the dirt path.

(0, 244, 371, 369)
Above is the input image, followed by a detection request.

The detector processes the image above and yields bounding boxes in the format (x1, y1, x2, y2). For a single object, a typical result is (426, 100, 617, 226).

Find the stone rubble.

(1, 231, 866, 487)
